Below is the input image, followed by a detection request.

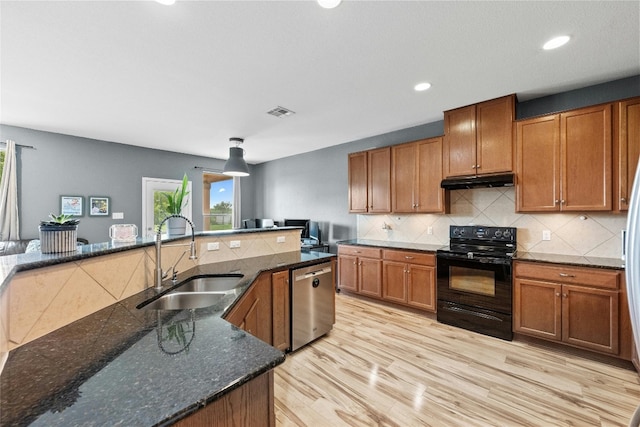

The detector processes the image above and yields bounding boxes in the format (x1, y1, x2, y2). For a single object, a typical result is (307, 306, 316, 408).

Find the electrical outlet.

(542, 230, 551, 241)
(230, 240, 241, 248)
(207, 242, 219, 251)
(277, 236, 286, 243)
(112, 212, 124, 219)
(427, 226, 433, 235)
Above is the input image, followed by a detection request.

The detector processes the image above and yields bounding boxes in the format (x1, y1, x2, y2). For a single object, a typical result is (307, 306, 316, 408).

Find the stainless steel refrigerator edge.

(290, 262, 335, 351)
(625, 160, 640, 427)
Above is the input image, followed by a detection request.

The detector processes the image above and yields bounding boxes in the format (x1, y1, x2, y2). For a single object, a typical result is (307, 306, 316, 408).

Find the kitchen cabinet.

(615, 97, 640, 211)
(514, 262, 624, 356)
(337, 245, 382, 297)
(443, 94, 515, 178)
(516, 103, 613, 212)
(271, 270, 290, 352)
(392, 137, 446, 213)
(348, 147, 391, 213)
(225, 272, 273, 345)
(382, 249, 436, 311)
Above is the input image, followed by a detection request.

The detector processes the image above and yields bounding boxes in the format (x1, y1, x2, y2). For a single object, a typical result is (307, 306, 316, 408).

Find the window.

(203, 172, 234, 231)
(142, 177, 193, 238)
(0, 148, 5, 179)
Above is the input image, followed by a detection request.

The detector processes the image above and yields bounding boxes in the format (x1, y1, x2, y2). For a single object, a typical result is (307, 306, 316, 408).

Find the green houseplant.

(39, 213, 80, 253)
(164, 173, 190, 235)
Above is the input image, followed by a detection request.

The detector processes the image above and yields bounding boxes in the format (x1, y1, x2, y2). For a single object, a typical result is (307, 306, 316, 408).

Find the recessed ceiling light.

(543, 35, 570, 50)
(318, 0, 342, 9)
(155, 0, 176, 5)
(414, 82, 432, 92)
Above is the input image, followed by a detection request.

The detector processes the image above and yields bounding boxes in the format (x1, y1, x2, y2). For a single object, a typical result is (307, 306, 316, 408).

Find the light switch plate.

(277, 236, 286, 243)
(112, 212, 124, 219)
(207, 242, 219, 251)
(230, 240, 241, 248)
(542, 230, 551, 241)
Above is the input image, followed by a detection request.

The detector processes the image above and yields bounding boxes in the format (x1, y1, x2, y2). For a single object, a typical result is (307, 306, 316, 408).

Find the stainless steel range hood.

(440, 173, 515, 190)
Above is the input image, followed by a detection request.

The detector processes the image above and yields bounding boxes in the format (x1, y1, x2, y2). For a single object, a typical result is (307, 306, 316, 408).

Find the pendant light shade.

(223, 138, 250, 177)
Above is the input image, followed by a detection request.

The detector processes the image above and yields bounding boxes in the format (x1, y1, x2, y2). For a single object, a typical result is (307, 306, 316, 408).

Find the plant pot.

(167, 216, 187, 236)
(39, 224, 78, 253)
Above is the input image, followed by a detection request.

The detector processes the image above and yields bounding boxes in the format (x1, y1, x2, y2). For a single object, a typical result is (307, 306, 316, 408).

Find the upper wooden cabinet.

(443, 94, 515, 177)
(615, 97, 640, 211)
(392, 137, 446, 213)
(348, 147, 391, 213)
(516, 103, 613, 212)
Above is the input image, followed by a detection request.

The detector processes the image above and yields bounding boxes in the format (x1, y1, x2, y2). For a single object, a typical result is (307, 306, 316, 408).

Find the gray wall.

(0, 125, 258, 243)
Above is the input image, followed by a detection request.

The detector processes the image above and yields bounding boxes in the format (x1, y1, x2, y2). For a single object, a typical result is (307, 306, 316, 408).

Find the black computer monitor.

(309, 221, 321, 243)
(284, 219, 310, 239)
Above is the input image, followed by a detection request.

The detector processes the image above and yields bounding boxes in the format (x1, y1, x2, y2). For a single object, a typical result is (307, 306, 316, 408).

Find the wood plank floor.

(274, 293, 640, 426)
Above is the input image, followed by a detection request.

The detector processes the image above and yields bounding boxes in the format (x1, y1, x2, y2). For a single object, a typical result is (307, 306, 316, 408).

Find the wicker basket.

(39, 225, 78, 253)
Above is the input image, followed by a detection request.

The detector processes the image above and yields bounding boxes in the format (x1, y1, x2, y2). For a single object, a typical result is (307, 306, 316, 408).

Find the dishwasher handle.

(294, 265, 333, 282)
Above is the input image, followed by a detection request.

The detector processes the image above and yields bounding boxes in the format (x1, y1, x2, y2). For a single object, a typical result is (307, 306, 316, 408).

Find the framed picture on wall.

(60, 195, 84, 217)
(89, 196, 110, 216)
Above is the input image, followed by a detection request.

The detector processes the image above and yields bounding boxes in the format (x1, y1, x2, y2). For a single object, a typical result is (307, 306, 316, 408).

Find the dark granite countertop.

(336, 239, 624, 270)
(336, 239, 444, 253)
(0, 227, 304, 291)
(0, 250, 335, 426)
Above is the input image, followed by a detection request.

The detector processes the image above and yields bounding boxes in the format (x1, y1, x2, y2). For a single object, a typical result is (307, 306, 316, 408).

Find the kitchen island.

(0, 228, 335, 426)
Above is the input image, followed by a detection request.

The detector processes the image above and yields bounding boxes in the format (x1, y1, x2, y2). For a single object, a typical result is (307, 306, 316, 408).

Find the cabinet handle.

(555, 200, 560, 205)
(558, 273, 575, 278)
(476, 164, 481, 169)
(561, 199, 566, 204)
(358, 262, 362, 266)
(471, 165, 477, 169)
(353, 261, 357, 265)
(562, 293, 567, 298)
(405, 256, 414, 259)
(621, 197, 627, 203)
(556, 292, 561, 297)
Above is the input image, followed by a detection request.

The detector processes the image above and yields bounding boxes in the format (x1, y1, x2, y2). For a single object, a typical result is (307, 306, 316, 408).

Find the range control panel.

(450, 225, 517, 243)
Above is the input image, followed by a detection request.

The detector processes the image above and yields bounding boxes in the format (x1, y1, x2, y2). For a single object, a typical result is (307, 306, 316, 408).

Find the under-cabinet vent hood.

(440, 173, 515, 190)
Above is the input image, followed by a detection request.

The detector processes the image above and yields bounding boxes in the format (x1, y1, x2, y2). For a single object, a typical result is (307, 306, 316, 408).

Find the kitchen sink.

(139, 292, 226, 310)
(177, 274, 244, 293)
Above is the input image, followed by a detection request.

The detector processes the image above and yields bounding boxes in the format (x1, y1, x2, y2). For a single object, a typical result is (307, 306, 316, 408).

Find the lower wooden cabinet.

(338, 245, 435, 312)
(514, 261, 629, 358)
(271, 270, 290, 352)
(224, 272, 273, 345)
(382, 249, 436, 311)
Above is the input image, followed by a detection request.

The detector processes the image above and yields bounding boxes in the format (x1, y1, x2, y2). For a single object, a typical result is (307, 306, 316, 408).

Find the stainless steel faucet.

(155, 214, 198, 290)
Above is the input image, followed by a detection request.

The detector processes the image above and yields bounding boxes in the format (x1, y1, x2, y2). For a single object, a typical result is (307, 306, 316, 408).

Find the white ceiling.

(1, 1, 638, 164)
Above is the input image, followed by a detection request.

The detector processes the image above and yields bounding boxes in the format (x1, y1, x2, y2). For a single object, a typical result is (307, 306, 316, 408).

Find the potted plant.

(164, 173, 190, 235)
(39, 213, 80, 253)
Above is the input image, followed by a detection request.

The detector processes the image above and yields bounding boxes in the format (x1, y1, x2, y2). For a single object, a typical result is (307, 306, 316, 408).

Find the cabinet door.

(338, 254, 358, 292)
(382, 260, 407, 303)
(225, 274, 273, 345)
(561, 104, 612, 211)
(513, 278, 562, 341)
(391, 143, 417, 213)
(516, 115, 561, 212)
(272, 270, 290, 352)
(358, 257, 382, 297)
(348, 151, 368, 213)
(562, 285, 619, 354)
(444, 104, 476, 177)
(368, 147, 391, 213)
(407, 264, 436, 311)
(476, 95, 514, 175)
(616, 98, 640, 211)
(416, 137, 445, 213)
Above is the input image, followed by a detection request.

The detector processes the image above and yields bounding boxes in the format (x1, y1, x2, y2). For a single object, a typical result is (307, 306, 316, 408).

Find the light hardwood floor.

(274, 293, 640, 426)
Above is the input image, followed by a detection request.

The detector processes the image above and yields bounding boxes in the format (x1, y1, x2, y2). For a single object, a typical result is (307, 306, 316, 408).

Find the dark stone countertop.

(0, 250, 335, 427)
(336, 239, 624, 270)
(0, 227, 304, 291)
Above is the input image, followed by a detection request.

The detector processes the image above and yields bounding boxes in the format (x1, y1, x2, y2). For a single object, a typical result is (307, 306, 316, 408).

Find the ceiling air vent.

(267, 106, 295, 118)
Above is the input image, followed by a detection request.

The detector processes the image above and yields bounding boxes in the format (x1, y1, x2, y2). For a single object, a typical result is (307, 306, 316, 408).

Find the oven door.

(436, 252, 512, 315)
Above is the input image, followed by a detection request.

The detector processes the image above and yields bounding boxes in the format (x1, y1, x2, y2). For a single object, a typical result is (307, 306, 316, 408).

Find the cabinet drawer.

(338, 245, 381, 259)
(383, 249, 435, 266)
(514, 262, 619, 290)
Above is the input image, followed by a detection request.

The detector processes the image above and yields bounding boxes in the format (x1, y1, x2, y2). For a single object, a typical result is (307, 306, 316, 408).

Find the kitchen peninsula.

(0, 227, 335, 426)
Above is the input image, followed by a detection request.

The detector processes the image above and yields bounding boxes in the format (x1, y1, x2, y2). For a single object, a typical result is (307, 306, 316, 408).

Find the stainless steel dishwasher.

(291, 262, 335, 351)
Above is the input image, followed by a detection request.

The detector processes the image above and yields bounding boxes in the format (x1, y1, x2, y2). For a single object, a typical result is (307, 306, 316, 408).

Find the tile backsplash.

(357, 187, 627, 259)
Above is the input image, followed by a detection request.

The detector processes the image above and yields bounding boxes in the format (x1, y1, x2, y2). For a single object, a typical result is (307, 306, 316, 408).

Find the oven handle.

(440, 303, 505, 322)
(436, 253, 512, 266)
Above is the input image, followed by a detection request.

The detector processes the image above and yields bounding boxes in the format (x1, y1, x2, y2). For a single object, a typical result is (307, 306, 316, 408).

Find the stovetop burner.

(438, 225, 517, 259)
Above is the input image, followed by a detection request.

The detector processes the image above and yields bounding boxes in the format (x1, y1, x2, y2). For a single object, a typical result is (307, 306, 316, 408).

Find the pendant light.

(223, 137, 250, 177)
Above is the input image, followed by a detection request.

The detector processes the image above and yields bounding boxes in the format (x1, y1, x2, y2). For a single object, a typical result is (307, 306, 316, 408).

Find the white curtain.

(233, 177, 242, 229)
(0, 140, 20, 240)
